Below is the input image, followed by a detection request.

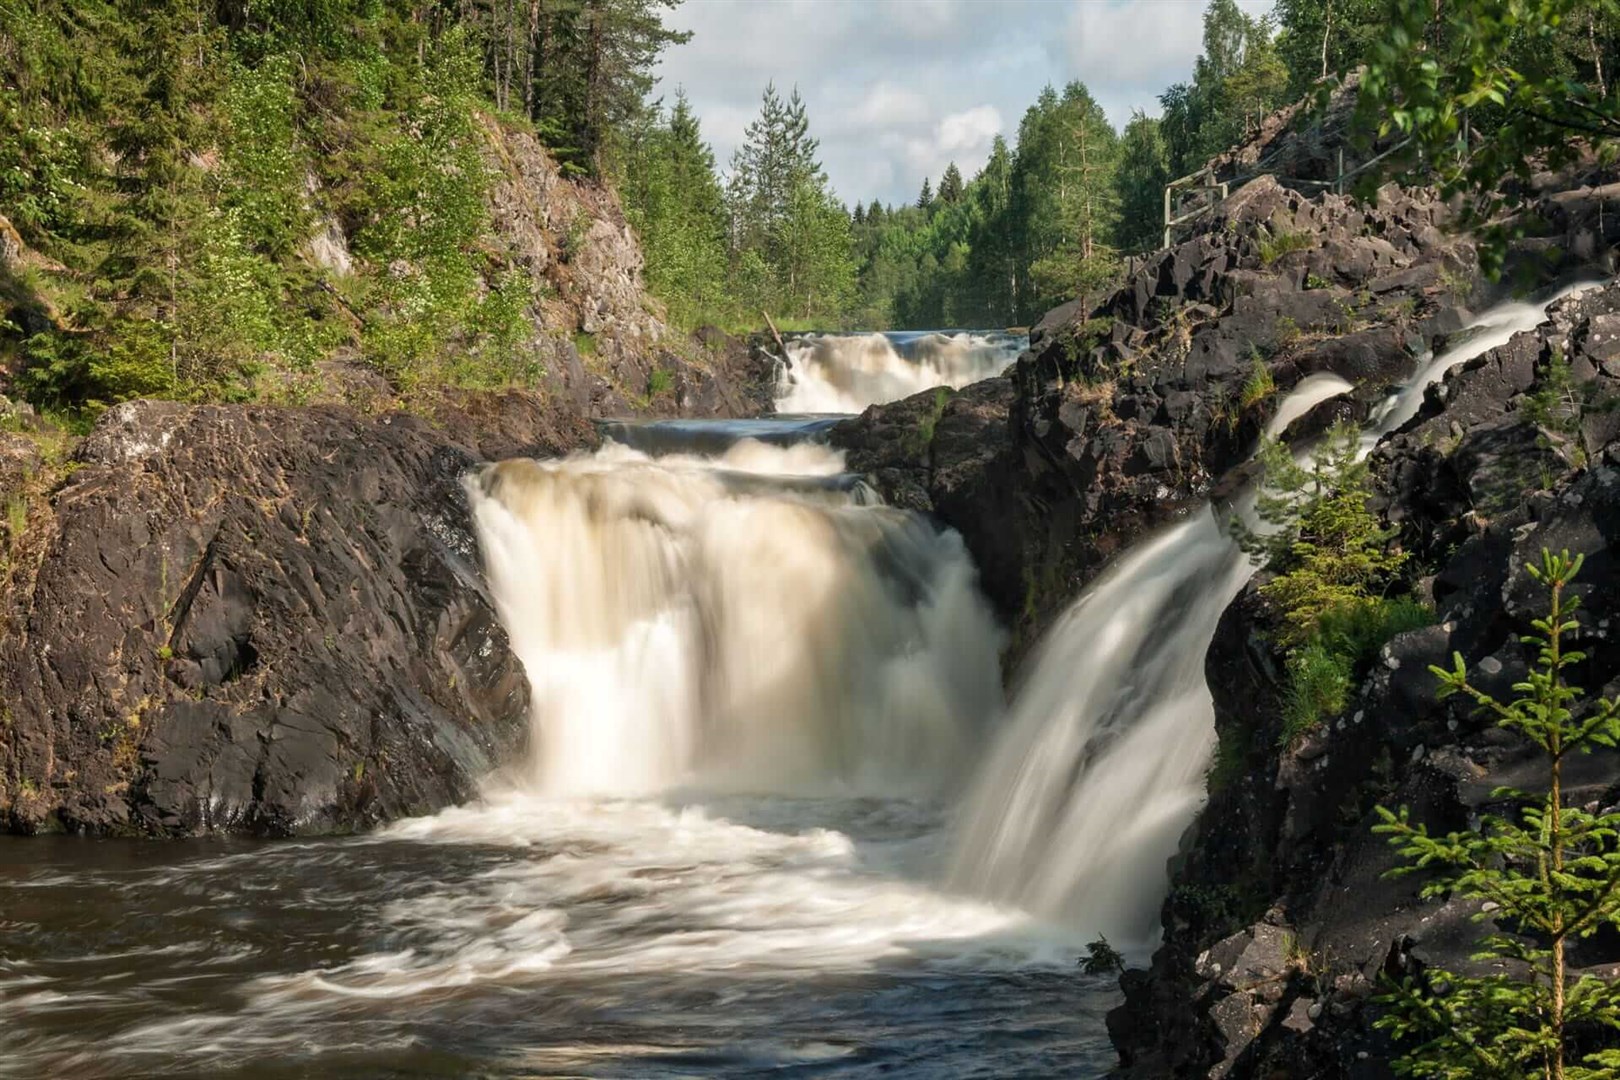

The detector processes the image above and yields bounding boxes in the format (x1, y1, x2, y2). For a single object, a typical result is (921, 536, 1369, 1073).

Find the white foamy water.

(468, 438, 1004, 797)
(949, 286, 1594, 952)
(775, 330, 1025, 413)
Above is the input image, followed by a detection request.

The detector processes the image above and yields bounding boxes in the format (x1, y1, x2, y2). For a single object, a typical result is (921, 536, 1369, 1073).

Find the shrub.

(1081, 936, 1126, 976)
(1240, 352, 1276, 411)
(1237, 425, 1426, 742)
(1258, 228, 1314, 266)
(1279, 596, 1434, 745)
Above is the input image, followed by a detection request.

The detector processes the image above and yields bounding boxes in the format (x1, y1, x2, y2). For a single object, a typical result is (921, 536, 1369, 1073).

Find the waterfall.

(948, 286, 1594, 949)
(776, 330, 1025, 413)
(466, 438, 1005, 797)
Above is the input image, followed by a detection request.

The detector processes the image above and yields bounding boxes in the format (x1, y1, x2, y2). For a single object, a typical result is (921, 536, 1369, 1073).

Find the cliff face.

(1110, 285, 1620, 1079)
(474, 117, 773, 418)
(835, 161, 1620, 1073)
(0, 120, 775, 838)
(836, 175, 1480, 656)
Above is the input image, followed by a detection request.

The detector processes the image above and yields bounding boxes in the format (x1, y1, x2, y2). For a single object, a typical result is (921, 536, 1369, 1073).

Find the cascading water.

(2, 429, 1114, 1078)
(775, 330, 1025, 413)
(948, 286, 1595, 950)
(467, 438, 1004, 796)
(9, 293, 1593, 1078)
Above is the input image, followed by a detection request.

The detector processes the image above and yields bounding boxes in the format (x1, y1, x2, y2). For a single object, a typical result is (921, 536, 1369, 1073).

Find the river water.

(3, 294, 1585, 1077)
(2, 329, 1129, 1078)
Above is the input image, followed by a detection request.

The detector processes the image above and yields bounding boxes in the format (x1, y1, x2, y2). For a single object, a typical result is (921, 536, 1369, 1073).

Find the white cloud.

(851, 83, 932, 127)
(656, 0, 1276, 205)
(937, 105, 1002, 155)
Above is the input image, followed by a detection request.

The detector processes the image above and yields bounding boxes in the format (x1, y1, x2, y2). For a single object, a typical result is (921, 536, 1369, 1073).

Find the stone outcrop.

(477, 116, 774, 419)
(0, 393, 609, 836)
(1110, 284, 1620, 1078)
(836, 175, 1478, 654)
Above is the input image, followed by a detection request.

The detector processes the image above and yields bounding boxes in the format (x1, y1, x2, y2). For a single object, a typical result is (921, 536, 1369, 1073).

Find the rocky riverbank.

(1109, 283, 1620, 1078)
(833, 161, 1620, 1074)
(837, 174, 1480, 657)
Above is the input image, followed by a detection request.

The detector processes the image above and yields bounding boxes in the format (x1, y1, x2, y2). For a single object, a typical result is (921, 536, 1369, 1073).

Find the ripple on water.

(0, 794, 1117, 1078)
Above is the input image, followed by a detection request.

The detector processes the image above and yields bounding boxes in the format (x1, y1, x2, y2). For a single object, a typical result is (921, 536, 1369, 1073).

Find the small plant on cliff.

(1523, 348, 1595, 470)
(1081, 936, 1126, 976)
(1240, 352, 1276, 411)
(1257, 228, 1313, 267)
(1236, 424, 1428, 742)
(1374, 550, 1620, 1080)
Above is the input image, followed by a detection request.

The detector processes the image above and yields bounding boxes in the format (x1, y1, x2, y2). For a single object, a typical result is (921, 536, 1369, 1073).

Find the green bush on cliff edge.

(1235, 423, 1431, 745)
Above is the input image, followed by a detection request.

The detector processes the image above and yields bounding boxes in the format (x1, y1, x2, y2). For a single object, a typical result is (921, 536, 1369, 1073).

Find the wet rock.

(0, 397, 602, 836)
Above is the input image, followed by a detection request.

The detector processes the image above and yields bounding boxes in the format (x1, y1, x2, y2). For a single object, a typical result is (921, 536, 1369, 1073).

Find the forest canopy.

(5, 0, 1617, 419)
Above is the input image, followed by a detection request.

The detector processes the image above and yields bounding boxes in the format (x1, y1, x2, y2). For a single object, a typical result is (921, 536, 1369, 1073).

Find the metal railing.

(1160, 134, 1414, 249)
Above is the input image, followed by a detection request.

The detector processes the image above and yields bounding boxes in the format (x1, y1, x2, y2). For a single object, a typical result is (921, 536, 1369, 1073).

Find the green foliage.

(1237, 424, 1426, 741)
(1114, 111, 1171, 254)
(526, 0, 692, 173)
(647, 367, 673, 397)
(1160, 0, 1291, 176)
(1355, 1, 1620, 276)
(1523, 347, 1593, 466)
(724, 84, 857, 324)
(0, 1, 594, 413)
(618, 91, 731, 328)
(1375, 550, 1620, 1079)
(1258, 228, 1315, 266)
(904, 386, 952, 456)
(1240, 353, 1276, 410)
(1237, 424, 1408, 643)
(1082, 936, 1126, 976)
(1281, 596, 1434, 743)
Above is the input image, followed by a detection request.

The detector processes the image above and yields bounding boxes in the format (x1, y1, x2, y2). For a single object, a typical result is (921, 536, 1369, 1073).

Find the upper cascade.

(946, 284, 1599, 949)
(466, 438, 1005, 798)
(776, 330, 1026, 414)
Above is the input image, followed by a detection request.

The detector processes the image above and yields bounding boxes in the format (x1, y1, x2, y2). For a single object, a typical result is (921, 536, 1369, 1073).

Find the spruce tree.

(917, 176, 934, 210)
(1376, 550, 1620, 1079)
(1114, 111, 1170, 253)
(938, 162, 964, 204)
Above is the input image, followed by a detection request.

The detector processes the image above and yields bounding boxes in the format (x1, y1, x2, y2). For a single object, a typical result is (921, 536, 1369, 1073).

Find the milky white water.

(3, 292, 1588, 1076)
(947, 286, 1594, 952)
(1, 424, 1111, 1078)
(776, 330, 1026, 413)
(467, 438, 1004, 797)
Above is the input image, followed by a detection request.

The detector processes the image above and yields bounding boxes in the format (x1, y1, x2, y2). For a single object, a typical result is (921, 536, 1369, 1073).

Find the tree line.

(7, 0, 1620, 413)
(612, 0, 1382, 332)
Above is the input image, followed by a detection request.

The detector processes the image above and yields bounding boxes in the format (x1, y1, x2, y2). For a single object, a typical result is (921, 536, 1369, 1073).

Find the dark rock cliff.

(0, 348, 771, 836)
(834, 161, 1620, 1074)
(835, 175, 1482, 657)
(1110, 283, 1620, 1079)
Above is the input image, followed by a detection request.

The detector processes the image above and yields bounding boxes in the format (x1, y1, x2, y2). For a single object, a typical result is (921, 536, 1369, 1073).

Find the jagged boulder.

(0, 394, 600, 836)
(837, 175, 1476, 654)
(1112, 283, 1620, 1079)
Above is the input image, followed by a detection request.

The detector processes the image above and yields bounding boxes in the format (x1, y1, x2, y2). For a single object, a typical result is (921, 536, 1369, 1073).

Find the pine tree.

(619, 89, 729, 325)
(1114, 111, 1170, 253)
(938, 162, 964, 204)
(1376, 550, 1620, 1080)
(917, 176, 934, 211)
(1014, 81, 1120, 317)
(529, 0, 691, 173)
(724, 81, 852, 321)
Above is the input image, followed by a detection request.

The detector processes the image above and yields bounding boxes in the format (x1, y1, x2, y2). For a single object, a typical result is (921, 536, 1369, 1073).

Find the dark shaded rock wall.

(0, 395, 606, 836)
(1110, 285, 1620, 1079)
(835, 176, 1480, 658)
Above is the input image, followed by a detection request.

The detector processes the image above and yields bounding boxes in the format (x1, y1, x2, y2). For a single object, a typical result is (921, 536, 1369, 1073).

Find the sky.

(654, 0, 1275, 209)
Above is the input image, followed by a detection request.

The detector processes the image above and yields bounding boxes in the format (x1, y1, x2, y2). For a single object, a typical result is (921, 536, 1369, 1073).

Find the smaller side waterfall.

(776, 330, 1025, 413)
(467, 439, 1005, 798)
(949, 284, 1597, 949)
